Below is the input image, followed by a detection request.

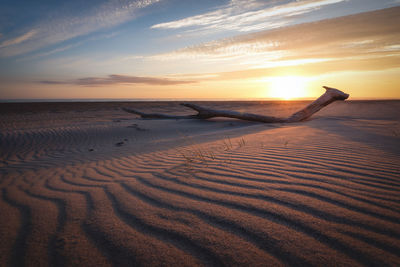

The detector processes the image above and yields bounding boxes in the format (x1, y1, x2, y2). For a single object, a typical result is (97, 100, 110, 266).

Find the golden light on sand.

(268, 76, 308, 100)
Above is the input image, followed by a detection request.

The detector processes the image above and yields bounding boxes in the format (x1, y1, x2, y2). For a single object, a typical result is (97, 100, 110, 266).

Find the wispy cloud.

(18, 43, 83, 62)
(150, 40, 284, 62)
(205, 53, 400, 83)
(149, 6, 400, 71)
(0, 0, 161, 57)
(151, 0, 346, 32)
(0, 30, 37, 49)
(18, 31, 121, 61)
(39, 74, 196, 86)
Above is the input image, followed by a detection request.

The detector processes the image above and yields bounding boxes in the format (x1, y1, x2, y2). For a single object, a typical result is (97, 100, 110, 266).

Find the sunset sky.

(0, 0, 399, 100)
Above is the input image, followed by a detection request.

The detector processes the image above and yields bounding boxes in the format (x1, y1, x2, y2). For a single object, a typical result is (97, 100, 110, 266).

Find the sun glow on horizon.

(268, 76, 309, 100)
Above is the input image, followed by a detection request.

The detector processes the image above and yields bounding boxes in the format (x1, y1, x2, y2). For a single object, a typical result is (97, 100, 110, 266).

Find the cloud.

(206, 54, 400, 81)
(151, 0, 346, 32)
(39, 74, 196, 86)
(0, 30, 37, 48)
(0, 0, 161, 57)
(149, 6, 400, 70)
(18, 43, 83, 62)
(18, 31, 121, 61)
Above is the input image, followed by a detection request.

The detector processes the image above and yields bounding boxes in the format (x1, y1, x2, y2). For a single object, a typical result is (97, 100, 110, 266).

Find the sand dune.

(1, 101, 399, 266)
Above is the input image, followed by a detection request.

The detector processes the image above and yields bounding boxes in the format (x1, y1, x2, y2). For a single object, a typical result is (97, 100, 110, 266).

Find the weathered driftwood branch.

(123, 86, 349, 123)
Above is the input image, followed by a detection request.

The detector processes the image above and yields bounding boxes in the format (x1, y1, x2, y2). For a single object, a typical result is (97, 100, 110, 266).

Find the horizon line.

(1, 97, 400, 103)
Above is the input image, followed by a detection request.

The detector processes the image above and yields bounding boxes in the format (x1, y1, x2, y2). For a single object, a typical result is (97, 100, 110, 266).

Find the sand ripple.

(1, 103, 400, 266)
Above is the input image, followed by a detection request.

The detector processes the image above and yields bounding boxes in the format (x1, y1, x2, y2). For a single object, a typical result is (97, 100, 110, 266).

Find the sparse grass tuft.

(237, 137, 246, 148)
(177, 136, 246, 172)
(222, 137, 233, 151)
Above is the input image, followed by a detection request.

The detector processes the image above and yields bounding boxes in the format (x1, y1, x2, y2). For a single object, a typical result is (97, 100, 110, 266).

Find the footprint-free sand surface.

(1, 100, 399, 266)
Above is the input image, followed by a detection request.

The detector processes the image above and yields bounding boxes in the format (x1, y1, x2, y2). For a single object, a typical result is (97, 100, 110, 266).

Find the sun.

(268, 76, 308, 100)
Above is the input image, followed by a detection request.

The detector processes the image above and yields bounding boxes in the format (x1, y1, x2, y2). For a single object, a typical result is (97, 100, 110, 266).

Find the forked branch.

(123, 86, 349, 123)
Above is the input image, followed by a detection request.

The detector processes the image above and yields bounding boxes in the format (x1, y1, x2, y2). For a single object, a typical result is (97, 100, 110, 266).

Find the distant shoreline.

(1, 98, 399, 103)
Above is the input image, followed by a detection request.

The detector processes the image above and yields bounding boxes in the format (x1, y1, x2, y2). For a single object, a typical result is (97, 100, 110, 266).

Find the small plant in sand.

(237, 137, 246, 148)
(178, 148, 216, 173)
(178, 136, 246, 172)
(179, 151, 196, 173)
(180, 146, 218, 165)
(222, 137, 233, 151)
(284, 140, 289, 147)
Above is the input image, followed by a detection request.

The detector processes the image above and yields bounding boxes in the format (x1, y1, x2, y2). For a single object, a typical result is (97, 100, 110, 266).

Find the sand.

(0, 100, 399, 266)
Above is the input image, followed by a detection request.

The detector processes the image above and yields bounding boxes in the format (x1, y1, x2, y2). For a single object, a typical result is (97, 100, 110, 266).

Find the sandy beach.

(0, 100, 399, 266)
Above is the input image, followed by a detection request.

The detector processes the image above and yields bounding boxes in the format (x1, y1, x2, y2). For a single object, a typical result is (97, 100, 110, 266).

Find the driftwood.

(123, 86, 349, 123)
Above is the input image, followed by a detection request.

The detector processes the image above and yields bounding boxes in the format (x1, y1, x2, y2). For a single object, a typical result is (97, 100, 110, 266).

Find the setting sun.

(268, 76, 309, 100)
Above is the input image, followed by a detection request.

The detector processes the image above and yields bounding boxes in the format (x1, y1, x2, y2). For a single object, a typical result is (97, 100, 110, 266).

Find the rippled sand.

(1, 101, 399, 266)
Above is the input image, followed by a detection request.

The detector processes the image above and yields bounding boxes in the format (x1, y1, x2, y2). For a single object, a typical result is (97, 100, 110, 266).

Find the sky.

(0, 0, 399, 100)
